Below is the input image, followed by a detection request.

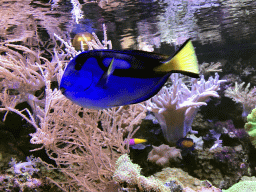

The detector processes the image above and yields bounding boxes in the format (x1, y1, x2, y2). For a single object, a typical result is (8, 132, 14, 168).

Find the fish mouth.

(60, 87, 66, 94)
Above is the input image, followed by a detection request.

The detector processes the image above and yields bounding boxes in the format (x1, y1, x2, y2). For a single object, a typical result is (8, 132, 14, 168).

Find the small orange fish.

(176, 138, 195, 150)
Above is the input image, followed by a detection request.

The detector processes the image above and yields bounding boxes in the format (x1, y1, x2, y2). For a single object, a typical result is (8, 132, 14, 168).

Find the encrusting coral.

(154, 167, 222, 192)
(244, 108, 256, 147)
(223, 180, 256, 192)
(146, 73, 226, 144)
(147, 144, 182, 167)
(222, 176, 256, 192)
(113, 154, 170, 192)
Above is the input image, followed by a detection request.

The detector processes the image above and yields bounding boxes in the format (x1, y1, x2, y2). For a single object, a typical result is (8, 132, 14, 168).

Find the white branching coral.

(199, 62, 222, 76)
(225, 82, 256, 117)
(85, 24, 112, 50)
(0, 44, 63, 117)
(71, 0, 83, 24)
(146, 73, 226, 144)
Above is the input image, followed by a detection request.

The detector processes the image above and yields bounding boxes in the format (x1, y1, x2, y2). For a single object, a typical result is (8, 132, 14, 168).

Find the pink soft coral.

(147, 144, 182, 167)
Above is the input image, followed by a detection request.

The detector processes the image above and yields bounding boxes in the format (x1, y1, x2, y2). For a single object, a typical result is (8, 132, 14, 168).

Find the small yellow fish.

(72, 32, 94, 51)
(129, 138, 147, 145)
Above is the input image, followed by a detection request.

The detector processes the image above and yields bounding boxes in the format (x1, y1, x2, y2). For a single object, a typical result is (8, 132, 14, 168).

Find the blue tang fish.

(60, 39, 199, 109)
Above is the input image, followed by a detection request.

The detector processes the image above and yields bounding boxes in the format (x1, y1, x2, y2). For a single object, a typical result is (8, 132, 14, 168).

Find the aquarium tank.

(1, 0, 256, 191)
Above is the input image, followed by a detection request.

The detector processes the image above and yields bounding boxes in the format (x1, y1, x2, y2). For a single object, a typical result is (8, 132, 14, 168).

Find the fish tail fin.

(154, 39, 200, 78)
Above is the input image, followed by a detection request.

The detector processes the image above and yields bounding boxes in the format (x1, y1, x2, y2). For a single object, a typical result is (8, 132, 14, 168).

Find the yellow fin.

(154, 39, 199, 77)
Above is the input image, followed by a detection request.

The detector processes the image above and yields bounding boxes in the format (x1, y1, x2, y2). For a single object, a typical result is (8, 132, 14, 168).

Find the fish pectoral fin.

(96, 58, 115, 88)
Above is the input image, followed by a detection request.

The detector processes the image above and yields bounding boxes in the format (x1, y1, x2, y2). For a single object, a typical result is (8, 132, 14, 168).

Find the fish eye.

(75, 62, 83, 71)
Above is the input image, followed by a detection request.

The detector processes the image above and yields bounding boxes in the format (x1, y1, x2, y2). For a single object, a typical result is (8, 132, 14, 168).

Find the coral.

(79, 23, 112, 50)
(0, 26, 146, 191)
(54, 23, 112, 53)
(222, 180, 256, 192)
(240, 176, 256, 181)
(70, 0, 83, 24)
(187, 134, 204, 150)
(114, 154, 141, 185)
(208, 130, 223, 151)
(199, 62, 222, 77)
(146, 73, 225, 144)
(244, 108, 256, 147)
(215, 120, 248, 140)
(9, 156, 40, 175)
(191, 146, 250, 189)
(147, 144, 182, 167)
(0, 156, 42, 191)
(113, 154, 169, 192)
(224, 82, 256, 117)
(154, 167, 221, 191)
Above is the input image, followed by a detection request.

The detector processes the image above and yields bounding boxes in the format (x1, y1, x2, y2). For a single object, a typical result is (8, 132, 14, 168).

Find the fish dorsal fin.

(96, 58, 115, 88)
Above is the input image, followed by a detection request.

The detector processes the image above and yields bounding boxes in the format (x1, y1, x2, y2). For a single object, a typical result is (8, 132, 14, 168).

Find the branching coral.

(199, 62, 222, 76)
(0, 28, 146, 191)
(225, 82, 256, 117)
(145, 73, 225, 144)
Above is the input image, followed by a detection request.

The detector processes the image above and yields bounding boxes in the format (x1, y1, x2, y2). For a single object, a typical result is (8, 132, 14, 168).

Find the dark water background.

(71, 0, 256, 64)
(2, 0, 256, 65)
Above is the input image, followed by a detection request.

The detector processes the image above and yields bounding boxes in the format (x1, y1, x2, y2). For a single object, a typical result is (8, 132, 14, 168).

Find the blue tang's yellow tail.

(154, 39, 199, 77)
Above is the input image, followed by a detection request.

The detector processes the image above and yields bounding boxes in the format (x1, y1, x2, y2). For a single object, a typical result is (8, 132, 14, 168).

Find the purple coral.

(215, 120, 248, 139)
(9, 156, 40, 175)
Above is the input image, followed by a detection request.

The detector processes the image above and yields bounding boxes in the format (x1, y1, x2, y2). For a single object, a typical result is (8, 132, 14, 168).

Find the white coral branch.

(225, 82, 256, 117)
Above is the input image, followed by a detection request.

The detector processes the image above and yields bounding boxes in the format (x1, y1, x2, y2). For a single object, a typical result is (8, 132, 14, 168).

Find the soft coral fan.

(146, 73, 225, 144)
(0, 43, 67, 117)
(0, 27, 147, 191)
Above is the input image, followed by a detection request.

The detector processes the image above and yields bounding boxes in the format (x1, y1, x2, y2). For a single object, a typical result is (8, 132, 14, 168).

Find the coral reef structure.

(223, 180, 256, 192)
(191, 146, 250, 189)
(154, 167, 221, 192)
(114, 154, 223, 192)
(113, 154, 170, 192)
